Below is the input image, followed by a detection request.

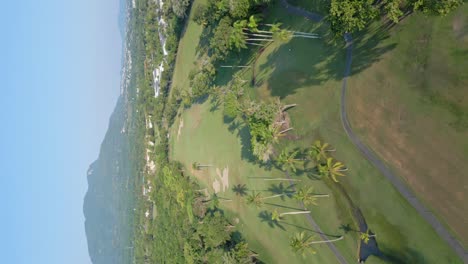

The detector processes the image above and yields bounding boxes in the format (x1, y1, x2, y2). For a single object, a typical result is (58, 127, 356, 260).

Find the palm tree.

(318, 158, 348, 182)
(246, 191, 285, 208)
(293, 186, 329, 206)
(308, 140, 335, 163)
(247, 15, 260, 32)
(270, 123, 293, 144)
(290, 232, 344, 256)
(231, 20, 247, 50)
(360, 229, 376, 244)
(276, 149, 303, 173)
(271, 209, 311, 221)
(192, 162, 213, 170)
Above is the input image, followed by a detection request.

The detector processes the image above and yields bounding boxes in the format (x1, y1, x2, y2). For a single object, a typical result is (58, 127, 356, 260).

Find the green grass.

(346, 5, 468, 248)
(171, 102, 357, 263)
(169, 0, 207, 100)
(168, 0, 464, 262)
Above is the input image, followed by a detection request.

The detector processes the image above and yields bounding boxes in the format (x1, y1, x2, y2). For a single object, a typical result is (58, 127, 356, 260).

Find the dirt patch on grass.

(188, 104, 203, 130)
(348, 67, 468, 246)
(177, 119, 184, 141)
(216, 166, 229, 192)
(452, 13, 468, 41)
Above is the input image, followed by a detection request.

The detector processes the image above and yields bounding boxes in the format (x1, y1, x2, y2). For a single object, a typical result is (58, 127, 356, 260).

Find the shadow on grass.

(264, 202, 302, 211)
(232, 184, 248, 197)
(267, 182, 296, 200)
(257, 22, 397, 99)
(258, 210, 286, 230)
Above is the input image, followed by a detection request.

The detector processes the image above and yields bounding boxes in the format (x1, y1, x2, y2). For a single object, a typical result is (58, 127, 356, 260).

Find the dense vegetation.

(328, 0, 463, 36)
(126, 0, 465, 262)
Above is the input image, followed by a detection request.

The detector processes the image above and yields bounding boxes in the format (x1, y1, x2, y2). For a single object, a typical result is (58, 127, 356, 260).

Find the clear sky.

(0, 0, 122, 263)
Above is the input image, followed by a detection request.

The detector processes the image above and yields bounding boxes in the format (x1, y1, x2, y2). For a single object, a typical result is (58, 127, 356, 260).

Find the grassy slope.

(168, 0, 206, 100)
(169, 0, 463, 263)
(251, 3, 461, 263)
(346, 5, 468, 247)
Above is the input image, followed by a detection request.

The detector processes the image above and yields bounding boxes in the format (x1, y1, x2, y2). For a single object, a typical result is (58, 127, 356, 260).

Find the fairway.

(346, 5, 468, 247)
(167, 0, 465, 262)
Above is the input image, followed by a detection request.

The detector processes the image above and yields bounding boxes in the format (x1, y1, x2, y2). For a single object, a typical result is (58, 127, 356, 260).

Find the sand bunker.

(212, 179, 221, 193)
(215, 166, 229, 192)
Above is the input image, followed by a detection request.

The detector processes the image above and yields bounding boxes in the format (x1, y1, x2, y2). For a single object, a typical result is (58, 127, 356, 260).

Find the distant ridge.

(83, 97, 134, 264)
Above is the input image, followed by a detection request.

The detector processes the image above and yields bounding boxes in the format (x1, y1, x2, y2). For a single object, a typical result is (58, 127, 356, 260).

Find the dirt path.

(281, 0, 468, 262)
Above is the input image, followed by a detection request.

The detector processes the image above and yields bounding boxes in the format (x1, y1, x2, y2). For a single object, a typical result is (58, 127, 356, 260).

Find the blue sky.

(0, 0, 122, 263)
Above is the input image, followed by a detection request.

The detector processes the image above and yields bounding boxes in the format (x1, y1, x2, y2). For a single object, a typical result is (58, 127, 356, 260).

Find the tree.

(246, 191, 284, 208)
(308, 140, 335, 163)
(271, 208, 311, 221)
(231, 20, 248, 50)
(196, 211, 233, 249)
(360, 229, 376, 244)
(247, 15, 260, 32)
(411, 0, 462, 16)
(329, 0, 378, 37)
(193, 4, 209, 25)
(170, 0, 191, 18)
(276, 149, 303, 173)
(318, 158, 348, 182)
(383, 0, 404, 23)
(293, 186, 329, 206)
(192, 162, 213, 170)
(290, 232, 344, 256)
(229, 0, 251, 18)
(210, 17, 234, 60)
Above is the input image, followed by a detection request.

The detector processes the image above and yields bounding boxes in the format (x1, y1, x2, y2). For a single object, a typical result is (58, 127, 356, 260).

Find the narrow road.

(281, 0, 468, 262)
(340, 35, 468, 263)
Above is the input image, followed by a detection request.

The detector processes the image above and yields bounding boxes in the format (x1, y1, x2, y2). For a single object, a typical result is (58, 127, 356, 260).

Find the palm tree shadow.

(267, 182, 295, 201)
(264, 202, 302, 211)
(258, 210, 286, 230)
(232, 184, 248, 197)
(257, 19, 397, 99)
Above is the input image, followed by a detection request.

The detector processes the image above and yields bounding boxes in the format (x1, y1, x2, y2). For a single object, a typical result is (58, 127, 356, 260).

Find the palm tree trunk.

(243, 33, 273, 38)
(280, 211, 311, 216)
(289, 31, 319, 36)
(293, 35, 320, 39)
(306, 236, 344, 245)
(220, 65, 251, 68)
(279, 127, 293, 134)
(246, 38, 274, 42)
(247, 42, 265, 46)
(312, 194, 330, 198)
(198, 164, 213, 168)
(254, 29, 274, 34)
(337, 168, 348, 172)
(263, 178, 301, 181)
(282, 103, 297, 111)
(261, 194, 285, 200)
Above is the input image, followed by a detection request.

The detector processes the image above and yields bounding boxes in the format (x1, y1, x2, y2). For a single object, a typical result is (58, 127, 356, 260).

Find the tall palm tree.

(246, 191, 285, 208)
(293, 186, 329, 206)
(231, 20, 247, 50)
(276, 149, 303, 173)
(271, 209, 311, 221)
(247, 15, 260, 32)
(308, 140, 335, 163)
(360, 229, 376, 244)
(192, 162, 213, 170)
(318, 158, 348, 182)
(290, 232, 344, 256)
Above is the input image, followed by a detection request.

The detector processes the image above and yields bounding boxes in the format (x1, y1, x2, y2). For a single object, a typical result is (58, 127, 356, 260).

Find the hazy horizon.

(0, 0, 125, 263)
